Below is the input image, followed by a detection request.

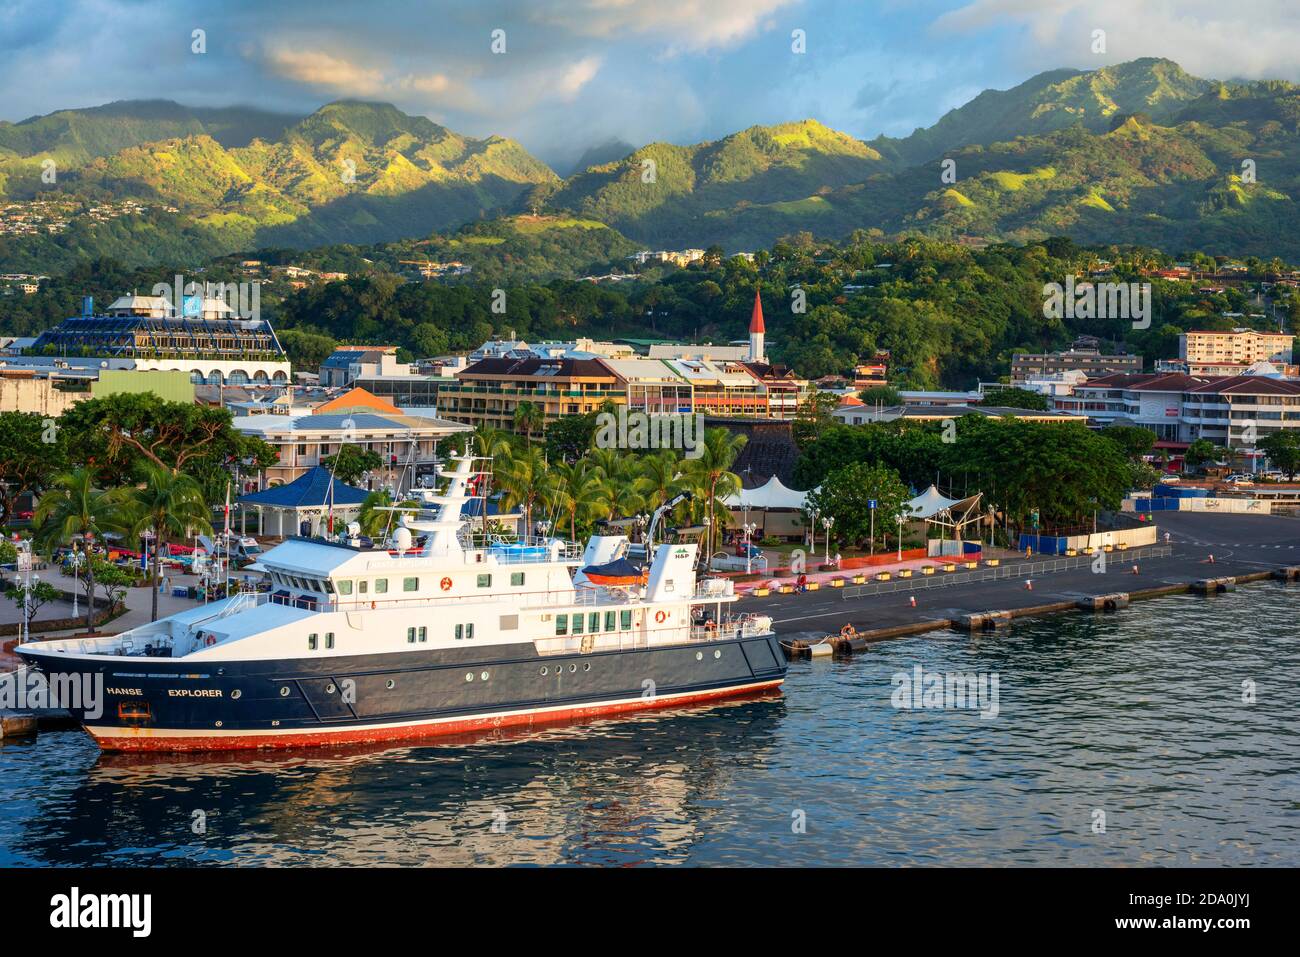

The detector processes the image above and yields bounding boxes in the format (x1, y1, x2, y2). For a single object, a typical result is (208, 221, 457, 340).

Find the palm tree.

(543, 460, 609, 543)
(588, 447, 649, 522)
(495, 445, 550, 536)
(683, 428, 747, 563)
(512, 401, 546, 444)
(120, 465, 213, 622)
(357, 490, 420, 540)
(640, 449, 684, 512)
(33, 469, 129, 633)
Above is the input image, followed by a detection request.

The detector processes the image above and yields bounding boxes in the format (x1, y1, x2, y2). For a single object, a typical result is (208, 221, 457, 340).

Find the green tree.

(496, 444, 550, 535)
(0, 411, 66, 524)
(683, 427, 747, 561)
(858, 385, 901, 406)
(804, 462, 908, 551)
(357, 490, 420, 539)
(542, 459, 608, 542)
(1258, 431, 1300, 479)
(32, 469, 129, 633)
(1183, 439, 1221, 473)
(321, 444, 384, 485)
(512, 401, 546, 444)
(978, 387, 1051, 411)
(57, 393, 275, 498)
(544, 411, 600, 463)
(4, 580, 61, 623)
(119, 464, 213, 622)
(1102, 425, 1156, 461)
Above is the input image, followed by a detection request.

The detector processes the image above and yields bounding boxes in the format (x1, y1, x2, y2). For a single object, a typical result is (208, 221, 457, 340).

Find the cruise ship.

(16, 455, 786, 751)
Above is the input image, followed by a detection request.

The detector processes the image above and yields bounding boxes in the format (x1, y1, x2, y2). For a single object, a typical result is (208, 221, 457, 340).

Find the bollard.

(909, 595, 916, 608)
(1132, 564, 1139, 575)
(1025, 579, 1033, 591)
(1209, 554, 1215, 564)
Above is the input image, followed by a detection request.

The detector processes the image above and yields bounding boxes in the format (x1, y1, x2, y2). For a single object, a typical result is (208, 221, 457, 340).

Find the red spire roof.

(749, 289, 765, 334)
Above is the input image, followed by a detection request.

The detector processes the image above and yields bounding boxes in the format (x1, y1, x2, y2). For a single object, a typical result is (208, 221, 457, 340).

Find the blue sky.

(2, 0, 1297, 169)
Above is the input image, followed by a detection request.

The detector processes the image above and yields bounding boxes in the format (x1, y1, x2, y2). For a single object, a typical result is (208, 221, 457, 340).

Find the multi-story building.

(438, 356, 626, 431)
(319, 346, 404, 388)
(1059, 372, 1300, 449)
(1010, 345, 1142, 384)
(1180, 329, 1293, 366)
(28, 293, 290, 384)
(233, 406, 469, 489)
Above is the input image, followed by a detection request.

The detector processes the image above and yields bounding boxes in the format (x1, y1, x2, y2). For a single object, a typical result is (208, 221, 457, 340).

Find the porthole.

(214, 720, 223, 728)
(465, 673, 474, 682)
(540, 667, 548, 676)
(386, 679, 396, 689)
(695, 651, 703, 661)
(714, 650, 722, 659)
(325, 683, 337, 694)
(583, 663, 591, 672)
(480, 671, 490, 681)
(279, 686, 290, 697)
(569, 664, 577, 673)
(231, 689, 242, 700)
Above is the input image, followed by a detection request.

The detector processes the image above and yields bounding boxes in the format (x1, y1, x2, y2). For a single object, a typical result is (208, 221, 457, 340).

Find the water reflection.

(16, 694, 787, 867)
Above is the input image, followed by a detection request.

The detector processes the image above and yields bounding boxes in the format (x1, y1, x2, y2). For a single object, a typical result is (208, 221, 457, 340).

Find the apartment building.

(1180, 329, 1293, 366)
(1010, 346, 1142, 384)
(1059, 372, 1300, 448)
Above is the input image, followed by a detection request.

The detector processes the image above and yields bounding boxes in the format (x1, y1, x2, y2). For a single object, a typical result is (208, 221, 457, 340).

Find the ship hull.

(17, 634, 787, 752)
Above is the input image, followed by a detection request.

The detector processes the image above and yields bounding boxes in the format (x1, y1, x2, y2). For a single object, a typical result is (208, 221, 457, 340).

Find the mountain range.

(3, 57, 1300, 272)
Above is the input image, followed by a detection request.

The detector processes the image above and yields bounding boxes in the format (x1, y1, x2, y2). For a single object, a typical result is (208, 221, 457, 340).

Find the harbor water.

(1, 586, 1296, 866)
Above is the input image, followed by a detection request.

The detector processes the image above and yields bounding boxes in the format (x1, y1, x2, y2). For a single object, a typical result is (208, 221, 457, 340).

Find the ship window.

(455, 624, 463, 641)
(418, 626, 427, 643)
(403, 577, 419, 592)
(604, 611, 616, 632)
(337, 580, 353, 596)
(308, 633, 318, 650)
(322, 579, 335, 593)
(571, 614, 583, 635)
(407, 627, 416, 643)
(477, 574, 492, 588)
(358, 580, 368, 594)
(620, 610, 632, 630)
(325, 633, 335, 649)
(511, 572, 525, 587)
(466, 623, 475, 640)
(588, 612, 600, 633)
(556, 614, 568, 636)
(375, 578, 388, 593)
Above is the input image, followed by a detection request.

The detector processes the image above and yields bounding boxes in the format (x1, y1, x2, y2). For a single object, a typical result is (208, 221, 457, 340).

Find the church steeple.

(749, 288, 765, 362)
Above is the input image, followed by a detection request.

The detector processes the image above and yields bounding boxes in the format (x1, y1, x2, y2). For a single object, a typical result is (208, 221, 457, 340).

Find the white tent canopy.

(724, 475, 808, 510)
(907, 485, 966, 519)
(906, 485, 983, 534)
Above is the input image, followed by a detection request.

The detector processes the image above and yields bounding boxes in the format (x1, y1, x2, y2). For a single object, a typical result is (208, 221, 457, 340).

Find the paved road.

(742, 513, 1300, 642)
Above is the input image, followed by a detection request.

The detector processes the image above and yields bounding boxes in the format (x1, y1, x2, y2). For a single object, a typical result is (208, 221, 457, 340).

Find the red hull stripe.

(87, 680, 785, 752)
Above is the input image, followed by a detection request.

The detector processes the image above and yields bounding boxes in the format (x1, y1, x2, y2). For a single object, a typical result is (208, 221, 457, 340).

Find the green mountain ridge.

(6, 58, 1300, 272)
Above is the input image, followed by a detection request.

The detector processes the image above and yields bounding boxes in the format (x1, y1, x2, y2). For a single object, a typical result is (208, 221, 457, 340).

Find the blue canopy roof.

(239, 467, 371, 509)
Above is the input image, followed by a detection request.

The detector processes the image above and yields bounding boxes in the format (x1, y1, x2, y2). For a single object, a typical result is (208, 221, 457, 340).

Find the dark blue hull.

(17, 634, 787, 750)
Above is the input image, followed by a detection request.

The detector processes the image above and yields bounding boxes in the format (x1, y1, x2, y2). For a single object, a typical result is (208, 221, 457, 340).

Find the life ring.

(440, 577, 453, 591)
(654, 610, 667, 624)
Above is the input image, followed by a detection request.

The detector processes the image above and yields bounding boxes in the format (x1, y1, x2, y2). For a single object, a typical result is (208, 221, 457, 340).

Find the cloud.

(264, 48, 387, 95)
(934, 0, 1300, 82)
(532, 0, 801, 54)
(557, 56, 603, 99)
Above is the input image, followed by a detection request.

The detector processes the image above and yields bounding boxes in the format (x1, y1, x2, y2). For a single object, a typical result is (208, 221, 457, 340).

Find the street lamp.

(537, 520, 551, 542)
(897, 513, 904, 562)
(807, 506, 819, 556)
(743, 521, 758, 574)
(822, 517, 834, 565)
